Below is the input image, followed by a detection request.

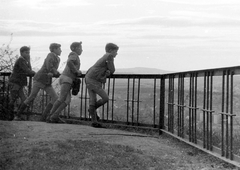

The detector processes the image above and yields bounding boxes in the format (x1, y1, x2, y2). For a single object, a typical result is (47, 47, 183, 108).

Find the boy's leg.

(14, 83, 40, 120)
(94, 88, 109, 109)
(19, 87, 27, 105)
(45, 85, 58, 105)
(42, 85, 58, 121)
(49, 83, 71, 123)
(46, 100, 61, 121)
(87, 88, 103, 128)
(87, 87, 98, 122)
(49, 102, 68, 123)
(8, 84, 20, 120)
(16, 87, 27, 120)
(41, 103, 53, 121)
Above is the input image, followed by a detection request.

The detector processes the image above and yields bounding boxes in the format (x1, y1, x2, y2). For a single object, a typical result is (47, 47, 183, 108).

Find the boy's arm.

(45, 54, 60, 77)
(106, 54, 115, 74)
(19, 58, 35, 76)
(67, 55, 81, 76)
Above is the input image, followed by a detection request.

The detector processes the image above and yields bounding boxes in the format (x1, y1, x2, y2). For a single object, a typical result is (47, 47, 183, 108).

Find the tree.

(0, 34, 19, 72)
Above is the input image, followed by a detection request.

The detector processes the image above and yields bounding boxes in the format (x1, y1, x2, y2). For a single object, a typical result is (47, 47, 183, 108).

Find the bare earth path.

(0, 120, 238, 170)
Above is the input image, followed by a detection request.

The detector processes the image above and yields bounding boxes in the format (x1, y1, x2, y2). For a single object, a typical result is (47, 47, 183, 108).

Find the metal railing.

(1, 66, 240, 167)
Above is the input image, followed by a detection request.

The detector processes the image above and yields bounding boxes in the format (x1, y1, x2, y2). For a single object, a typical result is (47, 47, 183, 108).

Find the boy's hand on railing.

(76, 70, 82, 77)
(47, 73, 53, 77)
(31, 71, 36, 76)
(51, 71, 61, 78)
(54, 71, 61, 78)
(105, 70, 111, 77)
(27, 71, 35, 76)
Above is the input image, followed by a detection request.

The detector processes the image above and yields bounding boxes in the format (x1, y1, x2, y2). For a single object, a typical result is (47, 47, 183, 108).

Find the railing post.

(159, 75, 165, 135)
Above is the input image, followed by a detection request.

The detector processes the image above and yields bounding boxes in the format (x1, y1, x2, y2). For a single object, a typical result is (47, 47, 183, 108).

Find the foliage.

(0, 34, 19, 72)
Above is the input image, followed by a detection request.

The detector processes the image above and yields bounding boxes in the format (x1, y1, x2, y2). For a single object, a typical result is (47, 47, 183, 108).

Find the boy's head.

(20, 46, 30, 60)
(20, 46, 30, 54)
(105, 43, 119, 53)
(49, 43, 62, 56)
(70, 41, 83, 55)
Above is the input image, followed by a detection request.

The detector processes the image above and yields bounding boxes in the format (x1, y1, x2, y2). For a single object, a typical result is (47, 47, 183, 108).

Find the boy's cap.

(49, 43, 61, 51)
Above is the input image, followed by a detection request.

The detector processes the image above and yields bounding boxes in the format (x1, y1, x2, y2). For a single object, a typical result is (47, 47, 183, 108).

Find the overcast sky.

(1, 0, 240, 72)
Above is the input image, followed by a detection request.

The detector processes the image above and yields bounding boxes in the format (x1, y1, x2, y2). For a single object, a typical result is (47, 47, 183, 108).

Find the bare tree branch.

(0, 34, 19, 72)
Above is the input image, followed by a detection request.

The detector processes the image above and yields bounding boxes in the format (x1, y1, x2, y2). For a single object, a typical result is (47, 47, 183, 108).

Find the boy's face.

(75, 45, 83, 55)
(53, 47, 62, 56)
(110, 49, 118, 58)
(21, 50, 30, 60)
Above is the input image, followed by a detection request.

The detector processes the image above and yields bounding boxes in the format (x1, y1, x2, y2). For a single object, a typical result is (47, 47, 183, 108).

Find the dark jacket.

(33, 52, 60, 85)
(9, 56, 35, 86)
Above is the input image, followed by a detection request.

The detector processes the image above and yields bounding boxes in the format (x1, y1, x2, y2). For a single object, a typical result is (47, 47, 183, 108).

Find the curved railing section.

(1, 66, 240, 166)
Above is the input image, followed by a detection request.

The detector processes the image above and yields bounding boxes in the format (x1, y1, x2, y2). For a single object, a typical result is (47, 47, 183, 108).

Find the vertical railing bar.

(41, 90, 44, 114)
(107, 77, 111, 121)
(194, 73, 198, 144)
(172, 76, 175, 133)
(80, 77, 84, 118)
(132, 77, 135, 125)
(168, 77, 171, 132)
(153, 78, 156, 127)
(137, 78, 141, 126)
(112, 78, 115, 123)
(84, 83, 88, 120)
(28, 76, 32, 95)
(203, 73, 206, 148)
(159, 75, 165, 135)
(6, 75, 10, 111)
(230, 71, 234, 160)
(226, 70, 230, 158)
(180, 74, 184, 138)
(189, 74, 192, 142)
(173, 76, 175, 133)
(1, 75, 5, 114)
(178, 75, 180, 136)
(67, 103, 70, 118)
(3, 75, 6, 94)
(102, 83, 105, 121)
(181, 75, 183, 137)
(191, 74, 194, 142)
(210, 72, 213, 151)
(170, 76, 172, 132)
(4, 75, 9, 113)
(221, 71, 225, 156)
(170, 76, 173, 133)
(127, 78, 130, 125)
(206, 72, 210, 150)
(28, 77, 33, 117)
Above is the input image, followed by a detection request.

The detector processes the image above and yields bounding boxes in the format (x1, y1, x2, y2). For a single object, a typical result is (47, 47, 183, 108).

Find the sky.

(1, 0, 240, 72)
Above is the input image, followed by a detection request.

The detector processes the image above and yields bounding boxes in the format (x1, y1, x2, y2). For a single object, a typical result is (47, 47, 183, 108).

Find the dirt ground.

(0, 120, 238, 170)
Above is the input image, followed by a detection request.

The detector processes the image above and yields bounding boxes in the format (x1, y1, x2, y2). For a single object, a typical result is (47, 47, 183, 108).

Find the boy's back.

(9, 57, 33, 86)
(86, 53, 115, 83)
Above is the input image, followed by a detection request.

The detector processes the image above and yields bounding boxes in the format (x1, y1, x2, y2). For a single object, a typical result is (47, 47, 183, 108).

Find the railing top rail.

(0, 72, 11, 76)
(162, 65, 240, 78)
(2, 65, 240, 78)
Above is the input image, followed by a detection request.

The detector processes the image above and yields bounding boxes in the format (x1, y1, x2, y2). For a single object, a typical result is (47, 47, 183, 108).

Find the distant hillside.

(115, 67, 170, 74)
(35, 67, 171, 75)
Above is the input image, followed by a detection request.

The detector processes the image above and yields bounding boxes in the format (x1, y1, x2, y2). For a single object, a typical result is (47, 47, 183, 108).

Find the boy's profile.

(85, 43, 119, 127)
(8, 46, 35, 120)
